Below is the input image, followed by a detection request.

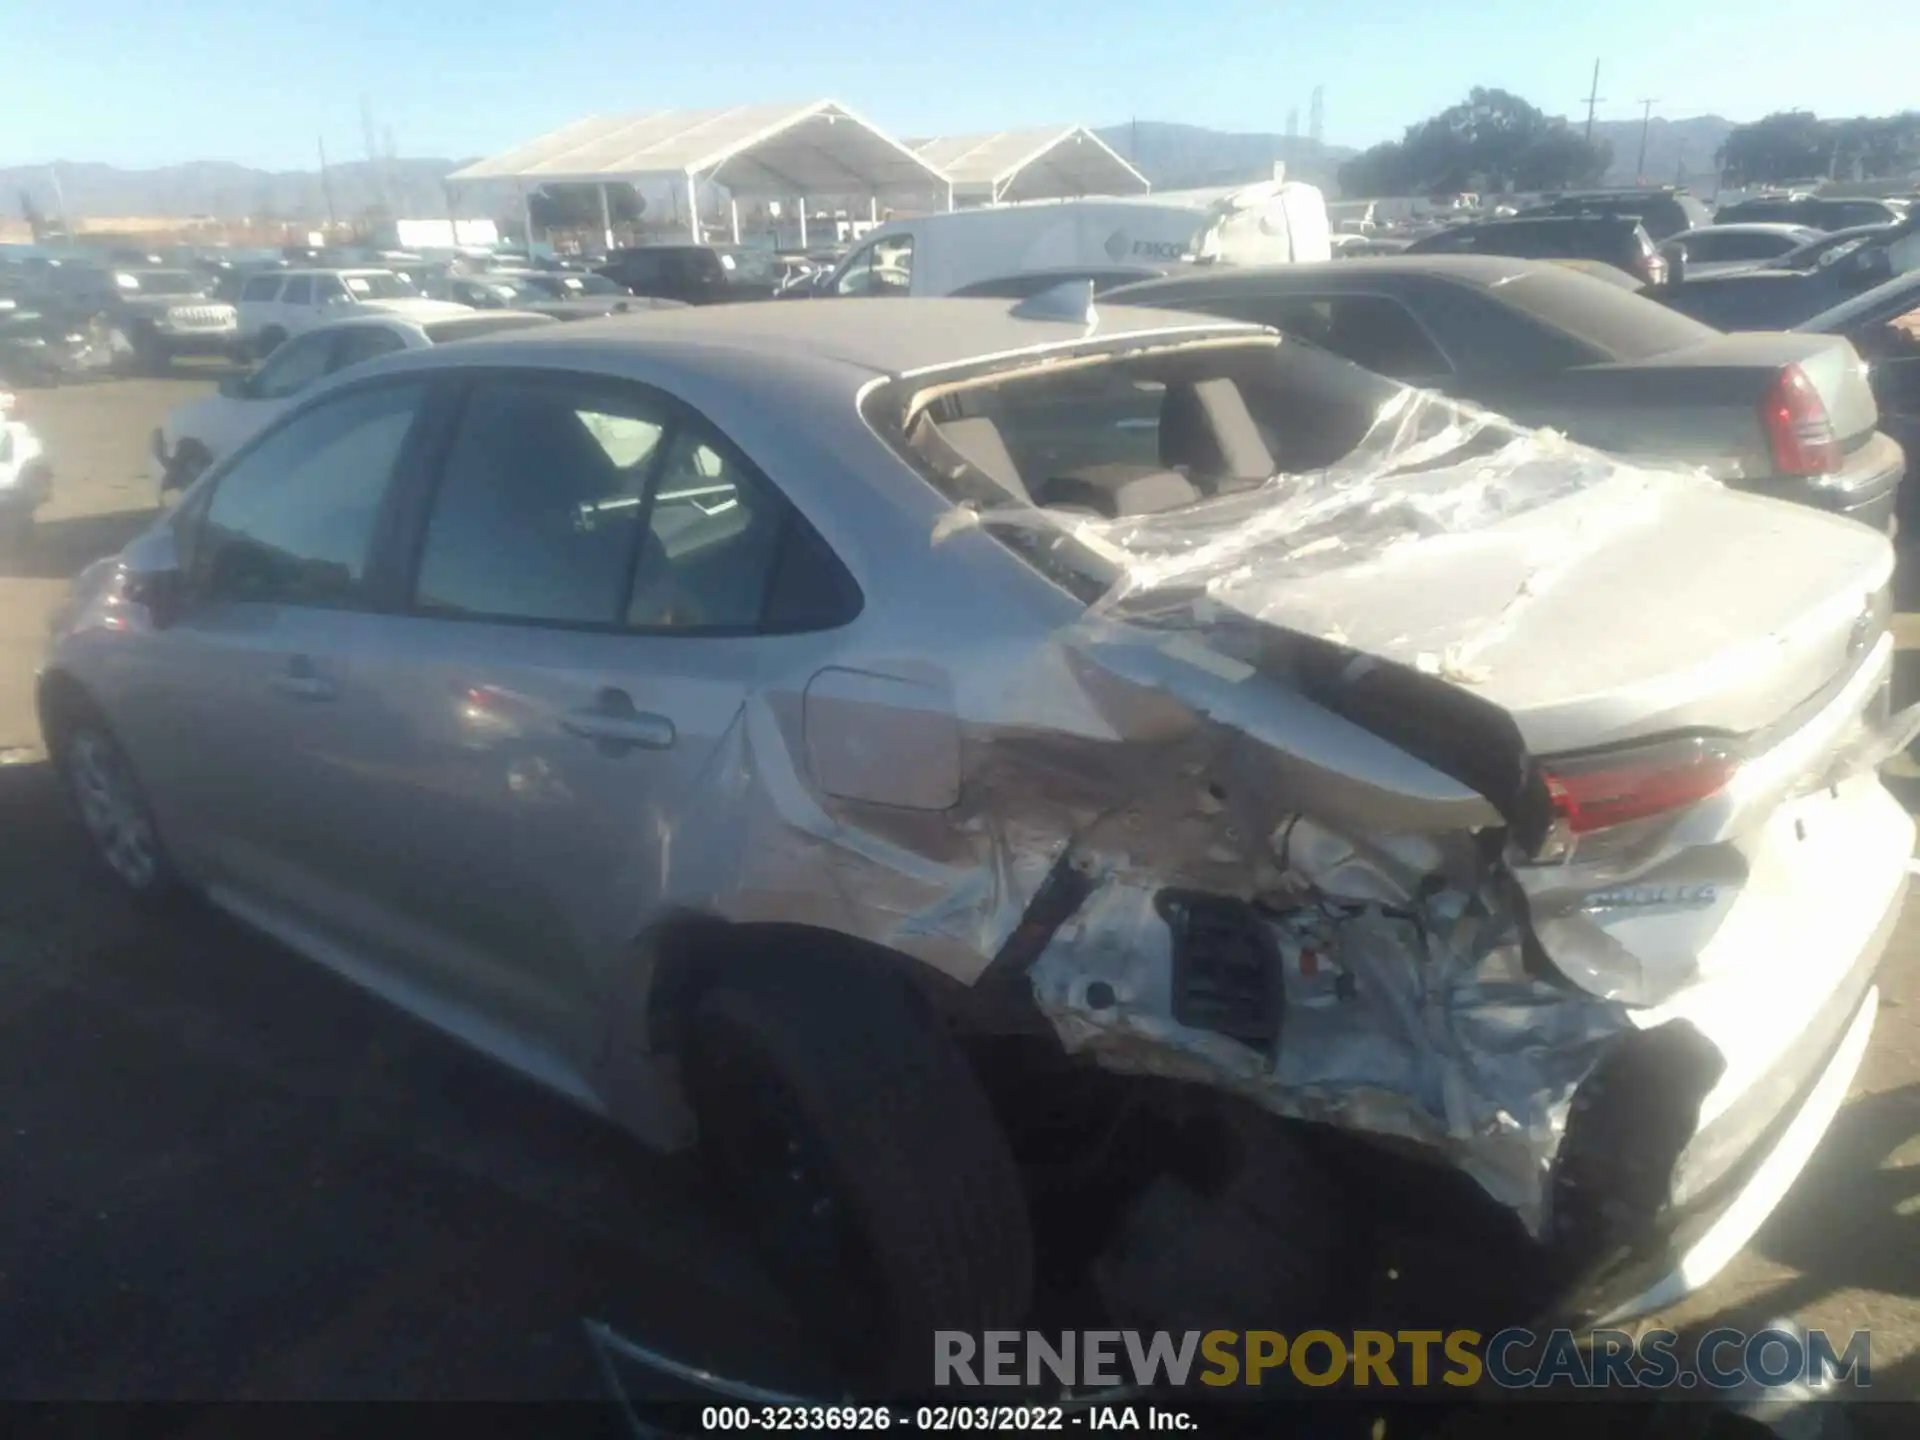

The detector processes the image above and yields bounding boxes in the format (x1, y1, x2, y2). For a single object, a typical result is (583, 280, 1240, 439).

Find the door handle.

(562, 689, 675, 750)
(269, 655, 336, 702)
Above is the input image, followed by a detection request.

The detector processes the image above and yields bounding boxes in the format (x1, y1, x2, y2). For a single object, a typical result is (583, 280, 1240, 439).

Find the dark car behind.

(1522, 187, 1712, 242)
(1111, 254, 1903, 533)
(1402, 215, 1671, 288)
(596, 244, 778, 305)
(1796, 270, 1920, 527)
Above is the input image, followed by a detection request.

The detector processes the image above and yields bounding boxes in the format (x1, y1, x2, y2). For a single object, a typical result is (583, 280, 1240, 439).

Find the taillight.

(1760, 364, 1842, 476)
(1541, 736, 1740, 837)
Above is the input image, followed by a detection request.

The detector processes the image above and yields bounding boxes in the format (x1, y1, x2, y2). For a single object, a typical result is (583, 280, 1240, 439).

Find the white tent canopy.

(449, 101, 953, 243)
(912, 126, 1150, 204)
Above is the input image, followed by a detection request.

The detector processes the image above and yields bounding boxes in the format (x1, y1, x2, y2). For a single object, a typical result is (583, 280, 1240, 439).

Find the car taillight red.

(1541, 736, 1740, 835)
(1759, 363, 1842, 476)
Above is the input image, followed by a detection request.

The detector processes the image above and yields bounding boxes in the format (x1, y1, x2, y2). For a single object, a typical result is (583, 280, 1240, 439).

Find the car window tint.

(249, 332, 336, 398)
(199, 381, 424, 608)
(835, 235, 914, 297)
(241, 275, 281, 302)
(329, 325, 407, 371)
(414, 379, 668, 626)
(314, 275, 349, 303)
(280, 276, 313, 305)
(1239, 294, 1449, 379)
(627, 427, 788, 630)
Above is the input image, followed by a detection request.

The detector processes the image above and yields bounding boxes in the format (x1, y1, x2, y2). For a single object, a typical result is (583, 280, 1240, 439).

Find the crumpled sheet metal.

(1026, 842, 1634, 1234)
(684, 383, 1794, 1232)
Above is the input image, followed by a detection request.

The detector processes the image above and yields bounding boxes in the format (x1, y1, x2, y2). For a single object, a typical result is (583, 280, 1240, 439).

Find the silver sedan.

(39, 297, 1916, 1389)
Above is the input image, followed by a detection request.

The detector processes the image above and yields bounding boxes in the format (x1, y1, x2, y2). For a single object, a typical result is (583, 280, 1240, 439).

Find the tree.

(528, 182, 645, 231)
(1716, 111, 1837, 185)
(1338, 88, 1610, 198)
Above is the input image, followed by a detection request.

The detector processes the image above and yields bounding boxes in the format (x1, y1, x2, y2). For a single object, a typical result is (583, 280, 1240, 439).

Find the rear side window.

(280, 276, 313, 305)
(414, 379, 670, 626)
(1231, 294, 1451, 380)
(614, 252, 663, 284)
(411, 376, 855, 633)
(241, 275, 281, 302)
(1817, 201, 1898, 230)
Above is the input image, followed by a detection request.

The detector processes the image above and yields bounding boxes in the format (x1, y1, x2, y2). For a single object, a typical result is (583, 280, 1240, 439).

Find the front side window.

(280, 276, 314, 306)
(313, 275, 350, 304)
(328, 325, 408, 371)
(196, 382, 425, 608)
(247, 331, 336, 399)
(241, 275, 282, 302)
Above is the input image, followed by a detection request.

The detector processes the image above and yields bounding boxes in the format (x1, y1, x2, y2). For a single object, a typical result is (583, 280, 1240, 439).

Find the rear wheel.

(683, 961, 1034, 1392)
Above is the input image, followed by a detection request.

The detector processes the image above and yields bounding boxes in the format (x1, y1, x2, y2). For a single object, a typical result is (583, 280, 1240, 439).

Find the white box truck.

(806, 181, 1333, 300)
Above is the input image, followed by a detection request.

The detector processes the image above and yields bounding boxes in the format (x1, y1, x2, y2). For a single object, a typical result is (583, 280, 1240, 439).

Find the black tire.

(45, 693, 182, 905)
(684, 962, 1034, 1393)
(131, 325, 169, 375)
(254, 327, 287, 360)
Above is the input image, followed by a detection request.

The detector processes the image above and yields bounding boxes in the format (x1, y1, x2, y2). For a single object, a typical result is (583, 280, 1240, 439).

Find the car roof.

(1686, 222, 1821, 238)
(1117, 253, 1558, 289)
(375, 297, 1261, 379)
(278, 267, 395, 278)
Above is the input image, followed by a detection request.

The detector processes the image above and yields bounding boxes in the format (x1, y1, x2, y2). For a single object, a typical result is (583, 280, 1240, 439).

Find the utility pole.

(1635, 99, 1659, 183)
(1582, 59, 1605, 145)
(317, 136, 337, 228)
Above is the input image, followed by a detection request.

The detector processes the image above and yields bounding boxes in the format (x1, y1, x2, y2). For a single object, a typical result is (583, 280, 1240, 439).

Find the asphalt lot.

(2, 372, 1918, 1420)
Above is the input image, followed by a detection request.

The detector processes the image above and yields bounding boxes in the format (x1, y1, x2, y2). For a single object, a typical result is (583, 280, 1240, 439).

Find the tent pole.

(598, 183, 614, 254)
(798, 197, 808, 248)
(519, 182, 535, 253)
(730, 197, 740, 244)
(868, 195, 878, 225)
(687, 174, 701, 243)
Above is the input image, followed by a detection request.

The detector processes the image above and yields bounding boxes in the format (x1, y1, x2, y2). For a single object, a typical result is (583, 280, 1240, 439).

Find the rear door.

(317, 369, 857, 1075)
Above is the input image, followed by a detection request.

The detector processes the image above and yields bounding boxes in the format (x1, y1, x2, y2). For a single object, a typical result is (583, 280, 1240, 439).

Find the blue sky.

(5, 0, 1915, 169)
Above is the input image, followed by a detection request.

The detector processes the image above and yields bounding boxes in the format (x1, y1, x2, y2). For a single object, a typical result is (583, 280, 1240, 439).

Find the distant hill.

(1095, 121, 1356, 192)
(1, 158, 494, 222)
(1588, 115, 1734, 188)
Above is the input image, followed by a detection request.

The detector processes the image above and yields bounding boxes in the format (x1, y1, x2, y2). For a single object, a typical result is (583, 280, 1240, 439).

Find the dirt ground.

(1, 372, 1918, 1422)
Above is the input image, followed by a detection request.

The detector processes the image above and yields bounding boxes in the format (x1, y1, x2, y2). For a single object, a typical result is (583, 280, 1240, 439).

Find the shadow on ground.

(0, 508, 160, 582)
(0, 759, 824, 1400)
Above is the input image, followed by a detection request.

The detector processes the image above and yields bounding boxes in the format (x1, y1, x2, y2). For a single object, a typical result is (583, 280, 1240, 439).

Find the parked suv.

(596, 245, 779, 305)
(234, 268, 472, 357)
(1524, 187, 1711, 242)
(1403, 215, 1671, 287)
(41, 266, 241, 372)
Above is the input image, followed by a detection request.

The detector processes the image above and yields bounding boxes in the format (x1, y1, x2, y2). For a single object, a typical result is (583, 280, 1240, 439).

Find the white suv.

(234, 268, 471, 356)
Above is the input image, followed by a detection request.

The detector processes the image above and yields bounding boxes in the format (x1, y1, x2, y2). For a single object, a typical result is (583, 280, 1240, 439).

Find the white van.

(816, 181, 1333, 299)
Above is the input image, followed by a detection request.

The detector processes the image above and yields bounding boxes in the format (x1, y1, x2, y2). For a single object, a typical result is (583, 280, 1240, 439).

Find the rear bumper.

(1546, 770, 1912, 1326)
(1744, 430, 1905, 534)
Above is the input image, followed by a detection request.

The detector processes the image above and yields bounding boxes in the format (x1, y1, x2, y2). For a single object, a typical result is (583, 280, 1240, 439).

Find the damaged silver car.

(38, 295, 1916, 1388)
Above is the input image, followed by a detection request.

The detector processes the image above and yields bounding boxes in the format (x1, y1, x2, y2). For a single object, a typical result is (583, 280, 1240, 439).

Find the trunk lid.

(1202, 462, 1892, 758)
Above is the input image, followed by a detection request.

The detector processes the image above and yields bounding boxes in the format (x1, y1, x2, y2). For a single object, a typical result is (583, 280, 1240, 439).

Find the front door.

(118, 378, 434, 921)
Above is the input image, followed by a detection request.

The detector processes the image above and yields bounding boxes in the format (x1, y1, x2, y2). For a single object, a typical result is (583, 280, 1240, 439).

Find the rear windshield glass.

(864, 336, 1597, 607)
(423, 314, 559, 344)
(1492, 267, 1718, 360)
